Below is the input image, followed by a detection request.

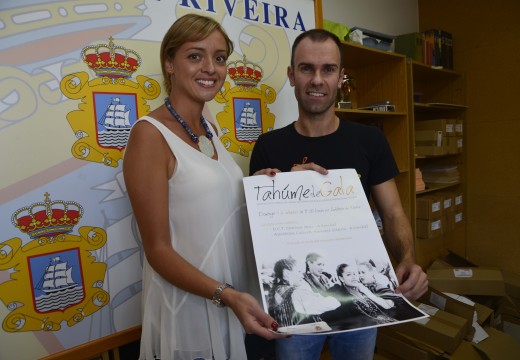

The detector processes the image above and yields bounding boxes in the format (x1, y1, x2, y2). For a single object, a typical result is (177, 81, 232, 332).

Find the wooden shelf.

(410, 63, 467, 268)
(334, 42, 468, 269)
(414, 102, 467, 111)
(415, 153, 461, 160)
(336, 108, 406, 120)
(411, 61, 462, 79)
(416, 182, 462, 195)
(335, 42, 412, 221)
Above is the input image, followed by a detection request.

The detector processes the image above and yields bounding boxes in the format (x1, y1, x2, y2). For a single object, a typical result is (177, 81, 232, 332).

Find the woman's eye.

(216, 55, 227, 64)
(188, 54, 201, 61)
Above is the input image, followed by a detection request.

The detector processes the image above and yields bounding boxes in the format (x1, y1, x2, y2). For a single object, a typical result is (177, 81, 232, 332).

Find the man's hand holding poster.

(243, 169, 427, 334)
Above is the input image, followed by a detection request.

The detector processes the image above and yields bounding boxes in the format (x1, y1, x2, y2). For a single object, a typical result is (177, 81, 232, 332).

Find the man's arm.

(371, 179, 428, 300)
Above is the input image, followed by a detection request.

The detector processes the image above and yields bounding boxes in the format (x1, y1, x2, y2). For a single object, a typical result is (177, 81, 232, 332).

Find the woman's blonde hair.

(160, 13, 234, 94)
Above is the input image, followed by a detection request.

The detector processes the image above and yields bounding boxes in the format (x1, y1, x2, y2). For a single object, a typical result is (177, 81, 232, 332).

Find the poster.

(243, 169, 427, 334)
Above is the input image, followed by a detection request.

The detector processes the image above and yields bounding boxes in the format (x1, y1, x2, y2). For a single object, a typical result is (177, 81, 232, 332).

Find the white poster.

(243, 169, 427, 334)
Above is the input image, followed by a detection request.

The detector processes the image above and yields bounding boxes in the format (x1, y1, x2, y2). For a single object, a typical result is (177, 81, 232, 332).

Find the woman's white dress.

(135, 116, 259, 360)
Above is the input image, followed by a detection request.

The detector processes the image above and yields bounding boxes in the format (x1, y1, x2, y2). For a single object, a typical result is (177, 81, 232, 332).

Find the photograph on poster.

(243, 169, 427, 334)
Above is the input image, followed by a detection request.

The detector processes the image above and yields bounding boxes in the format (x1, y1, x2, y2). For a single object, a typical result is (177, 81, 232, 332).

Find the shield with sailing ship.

(93, 93, 138, 150)
(28, 248, 85, 313)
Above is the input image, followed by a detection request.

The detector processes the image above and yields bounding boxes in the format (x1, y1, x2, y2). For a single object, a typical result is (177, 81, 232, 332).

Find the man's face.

(288, 37, 343, 116)
(307, 258, 325, 276)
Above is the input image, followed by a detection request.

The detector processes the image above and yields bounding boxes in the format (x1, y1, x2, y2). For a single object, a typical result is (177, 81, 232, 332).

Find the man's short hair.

(291, 28, 343, 68)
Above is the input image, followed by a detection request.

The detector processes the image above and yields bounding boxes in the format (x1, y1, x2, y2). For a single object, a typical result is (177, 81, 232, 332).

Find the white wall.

(322, 0, 419, 36)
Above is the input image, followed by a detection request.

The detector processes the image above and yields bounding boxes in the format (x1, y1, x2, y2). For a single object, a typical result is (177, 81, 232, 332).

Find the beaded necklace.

(164, 97, 215, 158)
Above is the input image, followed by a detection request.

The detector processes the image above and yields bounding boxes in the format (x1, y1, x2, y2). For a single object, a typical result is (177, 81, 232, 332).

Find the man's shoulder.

(340, 120, 387, 143)
(341, 119, 381, 134)
(257, 123, 294, 141)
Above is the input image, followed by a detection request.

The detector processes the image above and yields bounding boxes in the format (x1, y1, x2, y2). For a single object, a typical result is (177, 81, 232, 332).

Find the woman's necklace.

(164, 97, 215, 158)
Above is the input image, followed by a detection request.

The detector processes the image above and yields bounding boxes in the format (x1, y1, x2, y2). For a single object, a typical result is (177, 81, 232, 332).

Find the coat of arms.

(60, 37, 160, 167)
(0, 193, 108, 332)
(215, 55, 277, 157)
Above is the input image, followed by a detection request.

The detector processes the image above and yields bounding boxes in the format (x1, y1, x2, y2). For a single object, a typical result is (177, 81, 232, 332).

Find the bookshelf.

(335, 41, 413, 229)
(333, 41, 467, 269)
(408, 61, 467, 268)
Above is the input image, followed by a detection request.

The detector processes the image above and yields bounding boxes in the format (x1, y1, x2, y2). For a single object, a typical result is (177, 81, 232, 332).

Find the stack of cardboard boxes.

(415, 118, 463, 158)
(416, 191, 463, 239)
(375, 254, 520, 359)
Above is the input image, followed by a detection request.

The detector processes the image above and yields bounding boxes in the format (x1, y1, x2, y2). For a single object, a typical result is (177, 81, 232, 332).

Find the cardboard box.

(445, 119, 457, 136)
(447, 136, 463, 154)
(441, 251, 477, 267)
(416, 218, 443, 239)
(416, 302, 471, 335)
(496, 296, 520, 319)
(495, 313, 520, 345)
(419, 287, 484, 342)
(416, 195, 443, 219)
(472, 327, 520, 359)
(474, 302, 495, 326)
(455, 119, 463, 136)
(427, 268, 506, 296)
(443, 194, 454, 212)
(429, 289, 494, 327)
(415, 130, 443, 146)
(415, 118, 448, 133)
(416, 294, 473, 339)
(428, 258, 453, 270)
(454, 210, 464, 226)
(453, 191, 463, 209)
(447, 340, 483, 360)
(376, 329, 438, 360)
(389, 313, 465, 354)
(416, 145, 449, 156)
(415, 130, 447, 156)
(443, 213, 455, 233)
(447, 137, 458, 154)
(502, 271, 520, 299)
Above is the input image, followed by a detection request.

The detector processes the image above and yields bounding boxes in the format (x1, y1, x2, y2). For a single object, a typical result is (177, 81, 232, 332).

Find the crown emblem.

(81, 37, 141, 79)
(227, 55, 263, 87)
(12, 193, 84, 239)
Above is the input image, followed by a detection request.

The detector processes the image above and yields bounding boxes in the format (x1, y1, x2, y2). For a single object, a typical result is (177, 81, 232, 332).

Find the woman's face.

(283, 266, 303, 285)
(339, 267, 360, 287)
(167, 30, 228, 103)
(357, 264, 375, 285)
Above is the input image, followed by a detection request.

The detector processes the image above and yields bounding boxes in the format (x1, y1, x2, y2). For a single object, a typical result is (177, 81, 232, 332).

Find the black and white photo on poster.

(243, 169, 428, 334)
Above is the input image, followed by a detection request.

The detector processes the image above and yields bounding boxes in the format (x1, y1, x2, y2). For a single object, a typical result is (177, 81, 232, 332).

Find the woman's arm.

(123, 121, 283, 339)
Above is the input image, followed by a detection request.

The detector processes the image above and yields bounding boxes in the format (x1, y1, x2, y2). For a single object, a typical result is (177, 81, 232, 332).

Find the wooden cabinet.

(335, 41, 413, 229)
(334, 42, 467, 269)
(409, 61, 467, 268)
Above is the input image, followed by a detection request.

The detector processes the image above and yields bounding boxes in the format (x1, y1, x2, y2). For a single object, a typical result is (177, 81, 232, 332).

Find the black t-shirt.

(249, 120, 399, 199)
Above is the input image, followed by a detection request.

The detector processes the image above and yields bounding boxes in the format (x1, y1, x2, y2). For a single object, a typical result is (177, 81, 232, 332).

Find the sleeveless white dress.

(135, 116, 259, 360)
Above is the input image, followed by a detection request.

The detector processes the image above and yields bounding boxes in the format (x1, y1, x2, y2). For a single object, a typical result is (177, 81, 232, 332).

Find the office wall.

(323, 0, 419, 35)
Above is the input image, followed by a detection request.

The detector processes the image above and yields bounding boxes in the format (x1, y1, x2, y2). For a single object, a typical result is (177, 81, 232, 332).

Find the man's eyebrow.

(297, 62, 339, 68)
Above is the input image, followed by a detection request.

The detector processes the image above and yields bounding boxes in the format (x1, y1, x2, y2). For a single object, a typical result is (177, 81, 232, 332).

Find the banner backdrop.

(0, 0, 318, 358)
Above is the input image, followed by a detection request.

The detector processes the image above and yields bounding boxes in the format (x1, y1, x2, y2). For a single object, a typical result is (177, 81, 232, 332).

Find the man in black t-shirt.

(248, 29, 428, 360)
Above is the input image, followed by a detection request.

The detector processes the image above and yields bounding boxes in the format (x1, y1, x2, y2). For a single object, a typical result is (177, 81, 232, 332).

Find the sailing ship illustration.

(99, 97, 131, 130)
(37, 256, 78, 294)
(239, 102, 259, 128)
